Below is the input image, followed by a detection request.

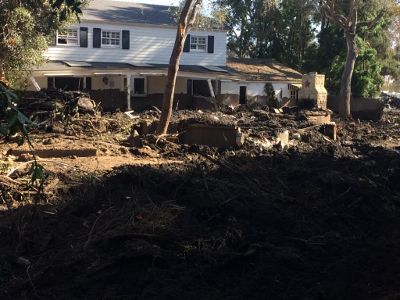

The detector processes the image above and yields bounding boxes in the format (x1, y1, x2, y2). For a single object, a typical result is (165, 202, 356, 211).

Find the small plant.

(0, 82, 32, 144)
(264, 82, 278, 108)
(0, 83, 52, 222)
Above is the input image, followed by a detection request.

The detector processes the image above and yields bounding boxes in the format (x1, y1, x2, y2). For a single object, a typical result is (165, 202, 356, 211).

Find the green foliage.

(223, 0, 314, 69)
(28, 158, 53, 187)
(302, 19, 387, 98)
(0, 82, 32, 143)
(0, 0, 85, 85)
(173, 0, 227, 30)
(264, 83, 278, 108)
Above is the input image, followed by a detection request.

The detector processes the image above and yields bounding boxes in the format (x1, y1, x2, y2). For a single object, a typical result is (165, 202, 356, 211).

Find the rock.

(128, 130, 141, 148)
(77, 97, 95, 112)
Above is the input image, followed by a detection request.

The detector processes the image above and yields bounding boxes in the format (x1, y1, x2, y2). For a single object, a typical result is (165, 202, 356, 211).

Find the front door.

(239, 86, 247, 104)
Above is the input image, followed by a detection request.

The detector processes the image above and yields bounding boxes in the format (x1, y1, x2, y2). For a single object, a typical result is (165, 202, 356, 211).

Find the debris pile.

(17, 89, 99, 120)
(1, 90, 400, 299)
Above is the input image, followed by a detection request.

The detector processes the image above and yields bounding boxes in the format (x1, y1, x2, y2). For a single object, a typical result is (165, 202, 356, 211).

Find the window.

(190, 36, 206, 52)
(102, 31, 120, 47)
(133, 78, 146, 95)
(290, 89, 297, 99)
(57, 29, 79, 45)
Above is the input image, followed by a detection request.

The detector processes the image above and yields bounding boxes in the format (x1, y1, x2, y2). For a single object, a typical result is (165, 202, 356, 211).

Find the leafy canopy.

(0, 0, 85, 85)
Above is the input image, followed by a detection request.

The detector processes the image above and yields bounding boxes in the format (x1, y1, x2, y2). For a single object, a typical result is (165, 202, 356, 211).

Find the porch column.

(29, 76, 41, 91)
(207, 78, 218, 111)
(83, 77, 87, 89)
(126, 74, 131, 110)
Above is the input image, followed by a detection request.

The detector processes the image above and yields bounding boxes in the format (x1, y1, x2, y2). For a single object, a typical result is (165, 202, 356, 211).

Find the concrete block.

(324, 122, 336, 140)
(236, 130, 246, 147)
(181, 123, 243, 148)
(277, 130, 289, 146)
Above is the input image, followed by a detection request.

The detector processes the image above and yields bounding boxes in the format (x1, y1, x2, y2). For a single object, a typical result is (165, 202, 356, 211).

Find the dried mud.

(1, 106, 400, 299)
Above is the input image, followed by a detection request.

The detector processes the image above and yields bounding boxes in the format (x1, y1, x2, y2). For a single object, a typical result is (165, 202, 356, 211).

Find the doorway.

(239, 86, 247, 104)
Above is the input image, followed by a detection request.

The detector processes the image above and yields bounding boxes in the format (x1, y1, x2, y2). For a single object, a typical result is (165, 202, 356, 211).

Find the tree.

(264, 83, 278, 107)
(0, 0, 85, 85)
(314, 0, 393, 117)
(156, 0, 203, 135)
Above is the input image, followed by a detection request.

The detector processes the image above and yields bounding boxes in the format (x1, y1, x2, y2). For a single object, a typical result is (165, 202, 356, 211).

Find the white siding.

(45, 23, 227, 66)
(221, 82, 293, 99)
(92, 75, 124, 90)
(148, 76, 187, 94)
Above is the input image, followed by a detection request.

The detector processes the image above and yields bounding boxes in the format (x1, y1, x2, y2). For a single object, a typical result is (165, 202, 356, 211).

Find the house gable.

(45, 0, 227, 66)
(46, 23, 226, 66)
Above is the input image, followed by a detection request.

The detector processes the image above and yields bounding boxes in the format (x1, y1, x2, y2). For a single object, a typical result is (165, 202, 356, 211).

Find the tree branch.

(185, 0, 203, 35)
(357, 10, 385, 28)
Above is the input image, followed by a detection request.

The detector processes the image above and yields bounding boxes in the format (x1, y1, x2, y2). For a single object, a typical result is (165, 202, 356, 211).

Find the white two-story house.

(26, 0, 243, 110)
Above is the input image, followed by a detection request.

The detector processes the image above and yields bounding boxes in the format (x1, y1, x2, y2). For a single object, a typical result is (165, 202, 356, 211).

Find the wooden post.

(126, 74, 131, 110)
(207, 78, 219, 111)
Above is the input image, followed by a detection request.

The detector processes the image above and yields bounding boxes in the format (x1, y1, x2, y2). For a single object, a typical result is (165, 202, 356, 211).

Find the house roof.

(82, 0, 177, 26)
(226, 58, 302, 82)
(31, 61, 244, 78)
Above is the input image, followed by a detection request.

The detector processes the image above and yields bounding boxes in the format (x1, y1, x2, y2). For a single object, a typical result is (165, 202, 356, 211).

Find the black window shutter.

(217, 80, 221, 95)
(93, 28, 101, 48)
(187, 79, 192, 95)
(80, 27, 88, 47)
(183, 34, 190, 52)
(47, 77, 54, 89)
(208, 35, 214, 53)
(86, 77, 92, 90)
(122, 30, 130, 49)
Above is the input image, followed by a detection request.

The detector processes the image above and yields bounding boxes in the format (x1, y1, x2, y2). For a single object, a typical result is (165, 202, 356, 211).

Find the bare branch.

(185, 0, 203, 35)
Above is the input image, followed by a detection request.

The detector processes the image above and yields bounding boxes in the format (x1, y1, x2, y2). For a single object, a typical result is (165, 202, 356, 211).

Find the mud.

(1, 104, 400, 299)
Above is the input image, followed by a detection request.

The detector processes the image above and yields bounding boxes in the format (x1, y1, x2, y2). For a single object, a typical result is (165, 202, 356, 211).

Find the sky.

(110, 0, 181, 5)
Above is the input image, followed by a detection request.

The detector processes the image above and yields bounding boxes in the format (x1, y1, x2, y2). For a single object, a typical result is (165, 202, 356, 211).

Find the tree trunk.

(339, 30, 358, 118)
(156, 0, 202, 134)
(156, 39, 184, 134)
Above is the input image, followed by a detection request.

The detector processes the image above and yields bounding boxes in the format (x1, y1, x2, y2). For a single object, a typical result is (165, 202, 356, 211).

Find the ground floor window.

(290, 89, 297, 99)
(193, 80, 211, 97)
(47, 77, 91, 91)
(133, 78, 145, 95)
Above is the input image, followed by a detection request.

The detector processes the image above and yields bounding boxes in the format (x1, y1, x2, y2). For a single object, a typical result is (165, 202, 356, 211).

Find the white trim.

(139, 73, 167, 76)
(44, 73, 76, 77)
(93, 73, 122, 76)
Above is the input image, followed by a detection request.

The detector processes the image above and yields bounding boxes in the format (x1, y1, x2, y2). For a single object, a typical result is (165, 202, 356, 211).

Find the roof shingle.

(83, 0, 177, 26)
(227, 58, 302, 82)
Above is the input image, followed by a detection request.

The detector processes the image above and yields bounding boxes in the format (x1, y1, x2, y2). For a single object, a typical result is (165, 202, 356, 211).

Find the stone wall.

(89, 91, 194, 111)
(299, 73, 328, 109)
(327, 96, 384, 121)
(217, 94, 270, 109)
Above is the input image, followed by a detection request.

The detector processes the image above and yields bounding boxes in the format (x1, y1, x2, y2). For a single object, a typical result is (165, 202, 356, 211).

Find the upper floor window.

(57, 29, 79, 46)
(190, 36, 206, 52)
(102, 30, 120, 47)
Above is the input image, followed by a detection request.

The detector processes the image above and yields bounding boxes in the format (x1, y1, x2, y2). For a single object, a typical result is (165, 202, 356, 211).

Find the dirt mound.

(1, 106, 400, 299)
(1, 142, 400, 299)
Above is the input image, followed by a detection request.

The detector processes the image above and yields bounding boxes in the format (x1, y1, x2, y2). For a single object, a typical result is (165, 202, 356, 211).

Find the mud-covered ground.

(1, 106, 400, 299)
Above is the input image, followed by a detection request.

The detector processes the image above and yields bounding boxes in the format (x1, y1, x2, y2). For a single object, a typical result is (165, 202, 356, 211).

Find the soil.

(1, 105, 400, 300)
